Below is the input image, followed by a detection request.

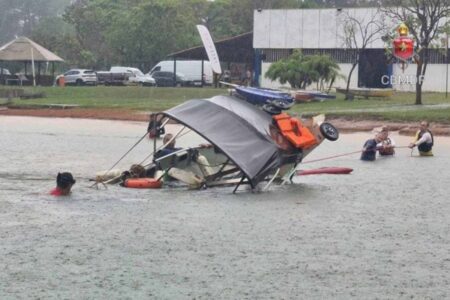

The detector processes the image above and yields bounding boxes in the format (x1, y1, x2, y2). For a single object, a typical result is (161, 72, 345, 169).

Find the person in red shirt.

(50, 172, 76, 196)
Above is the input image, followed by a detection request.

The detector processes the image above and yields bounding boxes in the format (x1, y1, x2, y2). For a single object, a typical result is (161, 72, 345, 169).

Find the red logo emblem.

(391, 23, 415, 63)
(393, 37, 414, 61)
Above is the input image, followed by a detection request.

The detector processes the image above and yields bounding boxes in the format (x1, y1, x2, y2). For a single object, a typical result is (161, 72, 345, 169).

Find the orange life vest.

(273, 113, 317, 149)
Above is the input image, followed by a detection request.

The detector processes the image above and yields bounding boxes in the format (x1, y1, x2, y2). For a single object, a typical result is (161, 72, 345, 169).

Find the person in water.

(50, 172, 76, 196)
(377, 126, 396, 156)
(361, 133, 383, 161)
(147, 113, 165, 139)
(408, 121, 434, 156)
(154, 133, 182, 159)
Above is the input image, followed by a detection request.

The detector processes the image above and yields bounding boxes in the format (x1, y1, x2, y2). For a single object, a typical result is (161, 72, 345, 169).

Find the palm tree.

(265, 50, 342, 91)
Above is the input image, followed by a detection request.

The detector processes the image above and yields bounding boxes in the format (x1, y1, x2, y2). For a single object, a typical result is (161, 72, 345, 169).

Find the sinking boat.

(335, 87, 394, 98)
(96, 94, 339, 192)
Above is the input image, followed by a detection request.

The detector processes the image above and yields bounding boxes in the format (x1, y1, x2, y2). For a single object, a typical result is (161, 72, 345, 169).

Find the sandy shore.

(1, 106, 450, 136)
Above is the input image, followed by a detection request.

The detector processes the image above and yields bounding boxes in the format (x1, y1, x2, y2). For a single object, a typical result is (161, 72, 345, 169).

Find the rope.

(281, 145, 412, 182)
(91, 131, 148, 187)
(301, 150, 362, 164)
(302, 145, 412, 165)
(106, 132, 148, 170)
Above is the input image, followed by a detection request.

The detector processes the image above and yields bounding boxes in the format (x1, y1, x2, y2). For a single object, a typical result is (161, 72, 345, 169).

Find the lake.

(1, 116, 449, 299)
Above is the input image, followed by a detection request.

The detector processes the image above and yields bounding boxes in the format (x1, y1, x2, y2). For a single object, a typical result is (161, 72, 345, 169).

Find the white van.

(149, 60, 213, 86)
(110, 66, 156, 86)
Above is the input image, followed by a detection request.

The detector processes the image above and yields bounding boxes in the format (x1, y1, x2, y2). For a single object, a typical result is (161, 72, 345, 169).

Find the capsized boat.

(232, 85, 295, 114)
(335, 87, 394, 98)
(97, 94, 339, 192)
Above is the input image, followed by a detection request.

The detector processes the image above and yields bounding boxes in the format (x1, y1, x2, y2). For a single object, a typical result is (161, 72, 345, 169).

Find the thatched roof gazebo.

(0, 36, 64, 86)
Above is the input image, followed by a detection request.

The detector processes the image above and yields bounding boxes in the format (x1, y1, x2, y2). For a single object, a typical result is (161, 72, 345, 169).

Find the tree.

(265, 50, 341, 91)
(63, 0, 117, 69)
(205, 0, 318, 40)
(103, 0, 201, 70)
(64, 0, 204, 70)
(0, 0, 71, 44)
(306, 55, 343, 92)
(339, 9, 386, 99)
(30, 16, 85, 69)
(381, 0, 450, 105)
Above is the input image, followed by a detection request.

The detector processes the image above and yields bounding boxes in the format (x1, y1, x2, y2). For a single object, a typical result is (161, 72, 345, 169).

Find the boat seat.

(273, 113, 317, 149)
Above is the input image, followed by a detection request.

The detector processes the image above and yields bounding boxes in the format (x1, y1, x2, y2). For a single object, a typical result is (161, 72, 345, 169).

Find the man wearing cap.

(50, 172, 76, 196)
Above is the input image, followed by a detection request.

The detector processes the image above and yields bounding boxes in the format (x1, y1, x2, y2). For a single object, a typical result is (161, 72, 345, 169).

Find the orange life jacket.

(273, 113, 317, 149)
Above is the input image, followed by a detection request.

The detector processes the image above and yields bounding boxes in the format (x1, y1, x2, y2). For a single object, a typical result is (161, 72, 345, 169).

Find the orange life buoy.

(124, 178, 162, 189)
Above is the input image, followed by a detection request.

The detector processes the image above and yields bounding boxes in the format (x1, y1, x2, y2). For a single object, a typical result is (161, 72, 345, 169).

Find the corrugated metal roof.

(168, 32, 253, 64)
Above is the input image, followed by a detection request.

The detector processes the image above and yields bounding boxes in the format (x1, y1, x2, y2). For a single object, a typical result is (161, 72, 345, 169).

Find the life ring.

(124, 178, 162, 189)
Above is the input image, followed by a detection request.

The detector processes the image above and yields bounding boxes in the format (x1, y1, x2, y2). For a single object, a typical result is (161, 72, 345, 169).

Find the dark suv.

(151, 71, 187, 87)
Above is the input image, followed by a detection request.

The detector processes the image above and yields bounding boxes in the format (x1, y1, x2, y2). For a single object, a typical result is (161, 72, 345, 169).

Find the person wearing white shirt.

(377, 126, 396, 156)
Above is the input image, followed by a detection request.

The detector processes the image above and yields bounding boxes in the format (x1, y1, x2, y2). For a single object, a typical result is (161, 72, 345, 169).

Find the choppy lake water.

(1, 116, 450, 299)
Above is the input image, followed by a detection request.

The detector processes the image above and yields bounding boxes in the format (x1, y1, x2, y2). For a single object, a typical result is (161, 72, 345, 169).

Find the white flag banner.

(196, 25, 222, 74)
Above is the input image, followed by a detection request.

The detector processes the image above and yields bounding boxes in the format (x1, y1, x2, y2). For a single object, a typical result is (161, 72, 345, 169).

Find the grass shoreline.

(2, 86, 450, 125)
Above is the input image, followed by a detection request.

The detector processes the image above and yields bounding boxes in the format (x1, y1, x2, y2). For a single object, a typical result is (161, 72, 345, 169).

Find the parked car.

(96, 71, 129, 86)
(110, 66, 155, 86)
(150, 71, 187, 87)
(149, 60, 213, 86)
(62, 69, 98, 86)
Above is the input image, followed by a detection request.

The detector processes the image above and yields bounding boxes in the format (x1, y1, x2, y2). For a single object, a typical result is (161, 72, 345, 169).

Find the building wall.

(254, 8, 391, 49)
(254, 8, 450, 92)
(261, 62, 450, 92)
(260, 62, 358, 90)
(390, 64, 450, 92)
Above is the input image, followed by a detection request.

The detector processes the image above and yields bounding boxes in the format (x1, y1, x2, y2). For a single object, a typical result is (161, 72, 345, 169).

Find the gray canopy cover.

(163, 95, 282, 186)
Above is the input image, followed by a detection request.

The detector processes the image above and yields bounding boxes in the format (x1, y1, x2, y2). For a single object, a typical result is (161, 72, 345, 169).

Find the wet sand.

(1, 116, 450, 299)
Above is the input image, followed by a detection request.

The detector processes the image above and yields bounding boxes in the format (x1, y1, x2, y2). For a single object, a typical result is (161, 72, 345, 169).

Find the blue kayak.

(234, 86, 294, 110)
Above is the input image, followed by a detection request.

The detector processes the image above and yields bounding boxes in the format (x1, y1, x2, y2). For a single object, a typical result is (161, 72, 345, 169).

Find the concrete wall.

(390, 63, 450, 92)
(254, 8, 389, 49)
(254, 8, 447, 50)
(260, 62, 450, 92)
(254, 8, 450, 92)
(260, 62, 358, 90)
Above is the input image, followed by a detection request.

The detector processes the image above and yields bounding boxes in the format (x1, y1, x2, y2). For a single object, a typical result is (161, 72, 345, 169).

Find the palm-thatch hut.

(0, 36, 64, 86)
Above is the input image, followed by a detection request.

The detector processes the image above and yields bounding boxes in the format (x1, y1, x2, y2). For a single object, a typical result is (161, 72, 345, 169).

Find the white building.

(253, 8, 450, 92)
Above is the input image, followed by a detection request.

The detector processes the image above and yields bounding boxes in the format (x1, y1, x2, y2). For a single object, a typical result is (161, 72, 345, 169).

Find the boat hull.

(234, 86, 294, 108)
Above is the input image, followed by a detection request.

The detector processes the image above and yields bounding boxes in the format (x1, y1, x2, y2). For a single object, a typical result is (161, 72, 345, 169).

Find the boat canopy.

(162, 95, 282, 186)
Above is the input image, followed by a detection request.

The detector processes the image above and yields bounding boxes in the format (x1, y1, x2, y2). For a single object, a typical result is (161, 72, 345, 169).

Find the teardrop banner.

(196, 25, 222, 74)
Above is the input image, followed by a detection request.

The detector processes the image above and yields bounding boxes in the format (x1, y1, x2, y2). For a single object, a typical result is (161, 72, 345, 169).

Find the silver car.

(63, 69, 98, 86)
